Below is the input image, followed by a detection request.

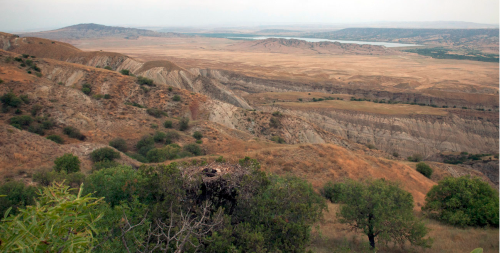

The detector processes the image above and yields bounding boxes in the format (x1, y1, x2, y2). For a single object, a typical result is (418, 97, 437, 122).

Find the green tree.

(183, 143, 202, 156)
(416, 162, 433, 178)
(423, 176, 499, 227)
(54, 153, 81, 173)
(0, 181, 38, 216)
(120, 69, 130, 75)
(172, 95, 181, 101)
(90, 147, 121, 163)
(146, 144, 181, 162)
(163, 120, 173, 128)
(335, 179, 432, 249)
(0, 182, 103, 252)
(1, 92, 22, 108)
(136, 135, 155, 156)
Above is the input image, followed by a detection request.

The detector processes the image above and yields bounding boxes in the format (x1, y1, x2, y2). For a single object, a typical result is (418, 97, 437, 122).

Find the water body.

(227, 36, 422, 48)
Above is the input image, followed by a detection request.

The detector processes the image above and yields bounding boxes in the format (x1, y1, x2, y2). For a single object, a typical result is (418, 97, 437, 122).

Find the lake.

(227, 36, 422, 48)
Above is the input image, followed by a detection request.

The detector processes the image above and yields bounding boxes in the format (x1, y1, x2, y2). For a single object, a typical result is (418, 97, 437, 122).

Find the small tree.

(336, 179, 432, 249)
(54, 153, 81, 173)
(179, 117, 189, 131)
(193, 131, 203, 140)
(120, 69, 130, 75)
(90, 147, 121, 163)
(81, 83, 92, 95)
(1, 92, 22, 108)
(172, 95, 181, 101)
(423, 176, 499, 227)
(183, 143, 202, 156)
(416, 162, 433, 178)
(46, 135, 64, 144)
(0, 183, 103, 252)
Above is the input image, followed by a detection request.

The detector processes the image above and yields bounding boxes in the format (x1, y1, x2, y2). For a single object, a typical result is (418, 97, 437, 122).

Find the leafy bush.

(423, 176, 499, 227)
(335, 179, 431, 249)
(41, 119, 54, 129)
(163, 120, 173, 128)
(120, 69, 130, 75)
(0, 181, 38, 216)
(147, 144, 181, 162)
(84, 166, 141, 207)
(136, 135, 155, 156)
(215, 156, 226, 163)
(28, 124, 45, 135)
(46, 134, 64, 144)
(0, 183, 104, 253)
(10, 115, 33, 128)
(33, 169, 86, 188)
(172, 95, 181, 101)
(183, 143, 202, 156)
(104, 94, 111, 99)
(81, 83, 92, 95)
(416, 162, 433, 178)
(1, 92, 22, 108)
(137, 76, 154, 86)
(92, 160, 121, 171)
(239, 156, 261, 170)
(153, 131, 167, 143)
(179, 117, 189, 131)
(90, 147, 121, 163)
(146, 108, 164, 118)
(196, 140, 203, 144)
(53, 153, 81, 173)
(393, 152, 400, 158)
(126, 152, 149, 163)
(104, 66, 112, 70)
(193, 131, 203, 140)
(269, 117, 280, 128)
(109, 138, 128, 152)
(63, 126, 85, 140)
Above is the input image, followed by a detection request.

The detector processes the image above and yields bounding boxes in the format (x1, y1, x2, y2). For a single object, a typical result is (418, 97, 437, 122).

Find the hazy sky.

(1, 0, 498, 31)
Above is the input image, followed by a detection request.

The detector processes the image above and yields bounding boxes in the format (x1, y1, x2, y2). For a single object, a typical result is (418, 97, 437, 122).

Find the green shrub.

(146, 108, 164, 118)
(195, 140, 203, 144)
(238, 156, 261, 170)
(84, 166, 140, 207)
(168, 87, 173, 91)
(270, 136, 285, 144)
(14, 109, 21, 114)
(92, 94, 104, 100)
(0, 181, 38, 216)
(179, 117, 189, 131)
(126, 152, 149, 163)
(81, 83, 92, 95)
(19, 94, 30, 104)
(28, 124, 45, 135)
(46, 135, 64, 144)
(120, 69, 130, 75)
(63, 126, 85, 140)
(104, 66, 112, 70)
(272, 111, 282, 116)
(172, 95, 181, 101)
(104, 94, 111, 99)
(269, 117, 280, 128)
(416, 162, 433, 178)
(147, 144, 181, 162)
(41, 119, 54, 129)
(183, 143, 202, 156)
(0, 79, 3, 84)
(33, 169, 86, 188)
(153, 131, 167, 142)
(90, 147, 121, 163)
(137, 76, 154, 86)
(193, 131, 203, 140)
(393, 152, 400, 158)
(35, 72, 42, 78)
(92, 160, 121, 171)
(1, 92, 22, 108)
(22, 54, 29, 58)
(136, 135, 155, 156)
(53, 153, 81, 173)
(164, 120, 173, 128)
(423, 176, 499, 227)
(10, 115, 33, 128)
(109, 138, 128, 152)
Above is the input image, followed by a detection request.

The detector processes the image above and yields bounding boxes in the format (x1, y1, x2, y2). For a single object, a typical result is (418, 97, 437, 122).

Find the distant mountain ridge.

(20, 23, 190, 40)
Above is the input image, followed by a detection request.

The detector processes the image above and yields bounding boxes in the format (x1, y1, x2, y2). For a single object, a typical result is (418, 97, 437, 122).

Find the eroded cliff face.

(254, 105, 499, 158)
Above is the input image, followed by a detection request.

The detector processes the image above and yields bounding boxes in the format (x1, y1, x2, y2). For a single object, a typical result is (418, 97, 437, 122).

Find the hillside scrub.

(109, 138, 127, 152)
(137, 76, 154, 86)
(423, 176, 499, 227)
(46, 134, 64, 144)
(179, 117, 189, 131)
(90, 147, 121, 163)
(120, 69, 130, 75)
(63, 126, 85, 140)
(1, 92, 23, 108)
(146, 108, 164, 118)
(193, 131, 203, 140)
(163, 120, 173, 128)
